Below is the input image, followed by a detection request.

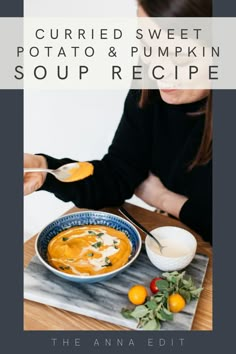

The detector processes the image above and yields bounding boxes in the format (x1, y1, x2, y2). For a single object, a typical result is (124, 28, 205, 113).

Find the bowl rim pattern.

(35, 210, 142, 280)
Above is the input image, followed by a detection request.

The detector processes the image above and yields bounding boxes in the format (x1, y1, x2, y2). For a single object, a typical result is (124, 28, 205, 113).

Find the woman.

(24, 0, 212, 243)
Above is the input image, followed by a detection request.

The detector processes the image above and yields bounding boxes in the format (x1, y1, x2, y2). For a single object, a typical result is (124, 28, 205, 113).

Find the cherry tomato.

(150, 277, 162, 294)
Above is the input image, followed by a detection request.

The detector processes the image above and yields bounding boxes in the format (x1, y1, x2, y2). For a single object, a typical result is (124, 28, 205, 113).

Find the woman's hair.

(138, 0, 212, 17)
(137, 0, 212, 170)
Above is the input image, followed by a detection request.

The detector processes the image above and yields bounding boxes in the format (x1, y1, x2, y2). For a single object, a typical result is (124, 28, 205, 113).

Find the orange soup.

(47, 225, 132, 276)
(63, 162, 94, 182)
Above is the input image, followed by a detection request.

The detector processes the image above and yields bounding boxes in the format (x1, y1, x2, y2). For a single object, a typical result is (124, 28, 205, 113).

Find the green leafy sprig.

(91, 241, 103, 248)
(121, 271, 203, 330)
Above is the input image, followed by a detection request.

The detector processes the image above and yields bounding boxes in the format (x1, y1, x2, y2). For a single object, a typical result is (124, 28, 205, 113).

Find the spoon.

(24, 162, 81, 182)
(118, 206, 166, 254)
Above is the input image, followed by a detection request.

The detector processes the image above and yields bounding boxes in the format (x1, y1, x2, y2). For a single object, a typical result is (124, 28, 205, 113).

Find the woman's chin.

(159, 90, 182, 104)
(159, 89, 209, 105)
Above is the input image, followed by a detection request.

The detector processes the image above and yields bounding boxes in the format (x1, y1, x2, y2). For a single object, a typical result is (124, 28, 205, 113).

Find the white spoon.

(24, 162, 81, 182)
(119, 206, 166, 254)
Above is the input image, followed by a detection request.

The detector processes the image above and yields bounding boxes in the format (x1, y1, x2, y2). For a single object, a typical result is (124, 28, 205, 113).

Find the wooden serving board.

(24, 246, 208, 330)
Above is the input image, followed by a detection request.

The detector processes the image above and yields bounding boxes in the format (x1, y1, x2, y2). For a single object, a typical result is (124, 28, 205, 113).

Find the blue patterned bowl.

(35, 210, 142, 283)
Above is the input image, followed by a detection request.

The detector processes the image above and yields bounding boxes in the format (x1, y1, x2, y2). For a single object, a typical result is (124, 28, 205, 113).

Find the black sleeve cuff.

(179, 198, 212, 244)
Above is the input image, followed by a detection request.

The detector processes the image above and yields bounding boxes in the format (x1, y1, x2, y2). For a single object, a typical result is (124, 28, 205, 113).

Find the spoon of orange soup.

(24, 161, 94, 182)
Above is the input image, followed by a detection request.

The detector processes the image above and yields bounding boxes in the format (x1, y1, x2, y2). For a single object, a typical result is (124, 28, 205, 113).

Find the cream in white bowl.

(145, 226, 197, 271)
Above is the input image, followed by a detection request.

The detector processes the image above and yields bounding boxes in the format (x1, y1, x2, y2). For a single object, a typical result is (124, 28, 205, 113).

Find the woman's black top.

(39, 90, 212, 243)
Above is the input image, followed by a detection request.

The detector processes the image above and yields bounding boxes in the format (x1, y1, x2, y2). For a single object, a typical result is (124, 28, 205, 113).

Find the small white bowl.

(145, 226, 197, 271)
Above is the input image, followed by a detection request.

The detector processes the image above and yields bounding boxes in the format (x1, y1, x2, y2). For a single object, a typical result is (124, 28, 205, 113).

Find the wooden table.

(24, 203, 212, 330)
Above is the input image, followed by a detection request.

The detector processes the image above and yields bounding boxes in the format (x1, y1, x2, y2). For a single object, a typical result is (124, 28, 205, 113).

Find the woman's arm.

(35, 90, 153, 208)
(135, 172, 212, 243)
(135, 173, 188, 218)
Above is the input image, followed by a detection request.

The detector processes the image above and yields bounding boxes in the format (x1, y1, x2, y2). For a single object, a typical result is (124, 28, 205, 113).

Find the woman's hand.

(24, 153, 48, 196)
(134, 173, 188, 218)
(135, 173, 168, 208)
